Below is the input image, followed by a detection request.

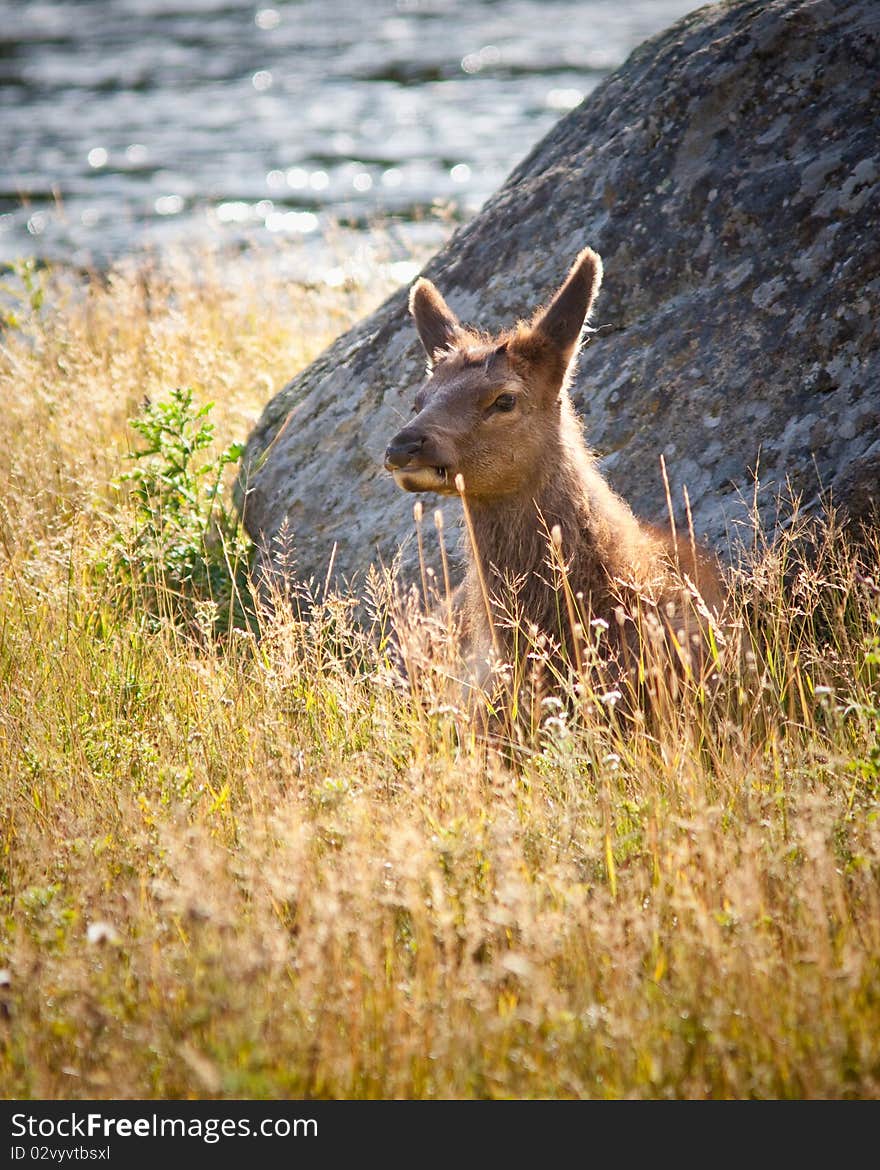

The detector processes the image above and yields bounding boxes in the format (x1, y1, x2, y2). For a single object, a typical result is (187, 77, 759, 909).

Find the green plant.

(0, 257, 47, 331)
(114, 385, 254, 635)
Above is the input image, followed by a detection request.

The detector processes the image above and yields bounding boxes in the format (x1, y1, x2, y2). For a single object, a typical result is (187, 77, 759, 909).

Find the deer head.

(384, 247, 603, 502)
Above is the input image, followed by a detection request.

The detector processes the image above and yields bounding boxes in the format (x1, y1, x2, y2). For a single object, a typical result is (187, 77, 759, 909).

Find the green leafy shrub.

(113, 385, 254, 636)
(0, 257, 47, 332)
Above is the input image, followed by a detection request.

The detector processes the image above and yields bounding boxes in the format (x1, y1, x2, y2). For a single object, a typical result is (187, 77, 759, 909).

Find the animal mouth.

(391, 464, 453, 494)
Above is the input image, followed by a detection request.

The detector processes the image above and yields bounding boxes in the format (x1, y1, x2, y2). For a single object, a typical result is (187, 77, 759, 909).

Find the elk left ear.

(531, 247, 603, 365)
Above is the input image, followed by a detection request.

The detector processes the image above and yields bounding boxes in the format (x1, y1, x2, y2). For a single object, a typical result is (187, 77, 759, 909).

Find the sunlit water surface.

(1, 0, 713, 278)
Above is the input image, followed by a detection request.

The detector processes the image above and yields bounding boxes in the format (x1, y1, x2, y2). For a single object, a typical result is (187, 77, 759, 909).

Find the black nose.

(384, 431, 424, 470)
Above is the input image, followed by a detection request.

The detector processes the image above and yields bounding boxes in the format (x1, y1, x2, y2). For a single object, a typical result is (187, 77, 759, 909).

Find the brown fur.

(385, 248, 724, 699)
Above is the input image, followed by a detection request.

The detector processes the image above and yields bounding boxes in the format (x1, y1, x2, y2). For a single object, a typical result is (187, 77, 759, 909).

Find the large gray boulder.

(238, 0, 880, 593)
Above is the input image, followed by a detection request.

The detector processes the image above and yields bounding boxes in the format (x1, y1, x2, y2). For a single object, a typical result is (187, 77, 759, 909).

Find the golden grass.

(1, 244, 879, 1099)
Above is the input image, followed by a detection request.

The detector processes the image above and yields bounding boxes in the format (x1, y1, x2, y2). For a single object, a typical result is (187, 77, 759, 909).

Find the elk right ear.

(409, 277, 462, 362)
(531, 247, 603, 363)
(508, 248, 603, 398)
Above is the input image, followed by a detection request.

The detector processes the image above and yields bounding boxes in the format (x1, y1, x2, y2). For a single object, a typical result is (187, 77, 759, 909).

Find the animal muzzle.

(384, 428, 426, 471)
(384, 427, 453, 494)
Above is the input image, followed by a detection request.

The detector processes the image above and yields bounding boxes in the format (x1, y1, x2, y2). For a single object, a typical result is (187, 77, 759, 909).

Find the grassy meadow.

(1, 245, 879, 1100)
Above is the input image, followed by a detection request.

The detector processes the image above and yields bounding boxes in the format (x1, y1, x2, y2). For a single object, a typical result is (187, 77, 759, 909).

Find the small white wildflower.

(86, 921, 120, 946)
(543, 716, 568, 736)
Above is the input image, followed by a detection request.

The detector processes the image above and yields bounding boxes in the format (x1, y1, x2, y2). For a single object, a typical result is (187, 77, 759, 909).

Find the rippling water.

(1, 0, 713, 274)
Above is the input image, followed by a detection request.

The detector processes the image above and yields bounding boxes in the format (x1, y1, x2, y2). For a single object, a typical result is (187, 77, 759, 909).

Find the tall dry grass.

(0, 245, 878, 1099)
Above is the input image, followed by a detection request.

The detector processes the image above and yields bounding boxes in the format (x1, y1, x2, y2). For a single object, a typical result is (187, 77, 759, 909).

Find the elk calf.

(384, 247, 723, 706)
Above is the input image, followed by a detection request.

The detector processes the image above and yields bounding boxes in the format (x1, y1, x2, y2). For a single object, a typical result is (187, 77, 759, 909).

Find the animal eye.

(491, 393, 516, 413)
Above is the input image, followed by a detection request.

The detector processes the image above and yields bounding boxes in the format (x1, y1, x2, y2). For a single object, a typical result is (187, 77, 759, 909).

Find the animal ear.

(409, 277, 462, 361)
(531, 247, 603, 363)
